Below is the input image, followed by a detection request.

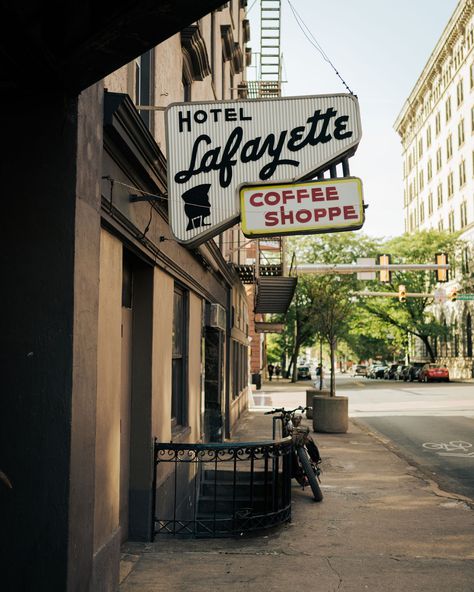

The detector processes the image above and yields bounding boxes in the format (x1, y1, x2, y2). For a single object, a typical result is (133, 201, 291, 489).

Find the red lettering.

(279, 206, 294, 224)
(311, 187, 324, 202)
(295, 209, 312, 223)
(314, 208, 327, 221)
(328, 206, 342, 220)
(296, 189, 309, 203)
(265, 191, 280, 206)
(325, 186, 339, 200)
(343, 205, 358, 219)
(264, 211, 279, 226)
(249, 192, 263, 207)
(282, 190, 295, 203)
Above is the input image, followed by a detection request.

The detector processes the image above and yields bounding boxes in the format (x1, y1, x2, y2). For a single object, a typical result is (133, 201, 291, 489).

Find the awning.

(255, 277, 297, 314)
(0, 1, 228, 94)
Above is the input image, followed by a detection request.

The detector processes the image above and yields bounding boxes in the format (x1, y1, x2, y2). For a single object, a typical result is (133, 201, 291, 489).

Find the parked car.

(297, 366, 312, 380)
(394, 364, 408, 380)
(383, 364, 399, 380)
(418, 363, 450, 382)
(374, 365, 388, 379)
(400, 366, 412, 381)
(405, 362, 425, 382)
(353, 364, 368, 377)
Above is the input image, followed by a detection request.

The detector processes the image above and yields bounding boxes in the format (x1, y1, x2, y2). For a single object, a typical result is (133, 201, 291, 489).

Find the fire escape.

(235, 0, 296, 320)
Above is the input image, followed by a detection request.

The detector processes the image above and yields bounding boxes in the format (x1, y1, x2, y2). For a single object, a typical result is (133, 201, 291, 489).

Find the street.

(251, 374, 474, 501)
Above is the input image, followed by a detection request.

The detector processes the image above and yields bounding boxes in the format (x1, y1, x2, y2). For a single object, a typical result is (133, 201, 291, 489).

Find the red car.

(418, 363, 450, 383)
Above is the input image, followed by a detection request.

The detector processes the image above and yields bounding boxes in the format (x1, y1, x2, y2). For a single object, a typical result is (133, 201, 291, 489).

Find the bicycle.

(265, 406, 323, 502)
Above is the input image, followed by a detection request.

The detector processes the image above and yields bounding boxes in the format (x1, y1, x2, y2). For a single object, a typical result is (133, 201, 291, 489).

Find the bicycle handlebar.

(264, 405, 308, 415)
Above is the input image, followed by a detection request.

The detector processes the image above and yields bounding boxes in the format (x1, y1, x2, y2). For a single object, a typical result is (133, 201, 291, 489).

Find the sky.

(247, 0, 459, 240)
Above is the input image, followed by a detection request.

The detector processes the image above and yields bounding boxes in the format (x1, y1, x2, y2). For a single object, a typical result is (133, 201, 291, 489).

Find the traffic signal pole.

(297, 263, 450, 274)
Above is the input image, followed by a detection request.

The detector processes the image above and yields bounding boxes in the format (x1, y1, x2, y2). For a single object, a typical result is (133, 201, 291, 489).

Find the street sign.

(356, 257, 376, 280)
(240, 177, 364, 237)
(166, 94, 362, 246)
(457, 294, 474, 301)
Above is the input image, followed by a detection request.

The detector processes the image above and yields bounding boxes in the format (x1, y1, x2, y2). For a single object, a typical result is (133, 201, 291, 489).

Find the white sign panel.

(240, 177, 364, 238)
(166, 94, 362, 246)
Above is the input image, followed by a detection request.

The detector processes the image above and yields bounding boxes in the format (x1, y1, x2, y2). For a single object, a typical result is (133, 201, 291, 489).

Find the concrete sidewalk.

(120, 395, 474, 591)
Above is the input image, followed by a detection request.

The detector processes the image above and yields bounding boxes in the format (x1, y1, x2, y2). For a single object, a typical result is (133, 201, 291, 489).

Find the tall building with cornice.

(395, 0, 474, 379)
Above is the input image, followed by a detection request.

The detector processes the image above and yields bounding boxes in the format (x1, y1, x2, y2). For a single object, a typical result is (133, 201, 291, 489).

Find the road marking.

(422, 440, 474, 458)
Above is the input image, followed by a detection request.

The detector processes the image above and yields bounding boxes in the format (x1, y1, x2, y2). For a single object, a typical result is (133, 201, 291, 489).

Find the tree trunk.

(329, 336, 336, 396)
(420, 334, 436, 362)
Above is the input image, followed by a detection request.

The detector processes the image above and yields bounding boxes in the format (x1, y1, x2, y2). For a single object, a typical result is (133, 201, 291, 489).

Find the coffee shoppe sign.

(240, 177, 364, 237)
(165, 94, 362, 246)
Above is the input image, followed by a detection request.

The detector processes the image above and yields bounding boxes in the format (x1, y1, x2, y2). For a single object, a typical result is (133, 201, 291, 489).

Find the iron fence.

(152, 437, 292, 538)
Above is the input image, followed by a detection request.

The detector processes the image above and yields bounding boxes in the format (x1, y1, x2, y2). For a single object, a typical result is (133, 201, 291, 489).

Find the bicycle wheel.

(296, 446, 323, 502)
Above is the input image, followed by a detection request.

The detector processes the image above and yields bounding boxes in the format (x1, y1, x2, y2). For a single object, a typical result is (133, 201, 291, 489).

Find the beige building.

(395, 0, 474, 378)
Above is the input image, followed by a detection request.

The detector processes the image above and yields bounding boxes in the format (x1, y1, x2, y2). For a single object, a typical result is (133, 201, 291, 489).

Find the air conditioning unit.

(208, 303, 226, 331)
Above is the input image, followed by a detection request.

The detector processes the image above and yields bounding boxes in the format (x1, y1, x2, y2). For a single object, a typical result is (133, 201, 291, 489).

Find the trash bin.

(251, 373, 262, 390)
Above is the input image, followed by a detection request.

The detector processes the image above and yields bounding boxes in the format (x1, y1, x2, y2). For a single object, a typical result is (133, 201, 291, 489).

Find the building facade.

(1, 2, 256, 590)
(395, 0, 474, 379)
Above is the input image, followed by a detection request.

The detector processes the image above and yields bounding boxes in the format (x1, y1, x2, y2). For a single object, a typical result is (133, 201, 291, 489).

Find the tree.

(358, 230, 463, 361)
(307, 275, 353, 395)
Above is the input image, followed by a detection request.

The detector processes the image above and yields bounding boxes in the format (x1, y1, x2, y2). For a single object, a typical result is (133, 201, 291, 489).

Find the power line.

(286, 0, 354, 95)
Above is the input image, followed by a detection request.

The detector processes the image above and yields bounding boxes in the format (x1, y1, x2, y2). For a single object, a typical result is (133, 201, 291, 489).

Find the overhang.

(0, 1, 227, 95)
(255, 277, 297, 314)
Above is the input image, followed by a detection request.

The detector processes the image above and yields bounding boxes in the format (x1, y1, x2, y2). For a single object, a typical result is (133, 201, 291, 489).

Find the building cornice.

(395, 0, 474, 135)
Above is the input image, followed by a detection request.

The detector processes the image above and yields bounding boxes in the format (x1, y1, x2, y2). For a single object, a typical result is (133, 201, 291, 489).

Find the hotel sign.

(240, 177, 364, 237)
(166, 94, 362, 246)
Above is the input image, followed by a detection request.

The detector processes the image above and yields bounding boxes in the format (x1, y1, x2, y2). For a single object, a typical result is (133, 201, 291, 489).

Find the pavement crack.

(326, 557, 343, 591)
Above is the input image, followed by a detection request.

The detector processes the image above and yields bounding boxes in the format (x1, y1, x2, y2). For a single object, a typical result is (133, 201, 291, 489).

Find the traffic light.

(435, 253, 449, 282)
(448, 287, 458, 302)
(378, 254, 392, 283)
(398, 284, 407, 303)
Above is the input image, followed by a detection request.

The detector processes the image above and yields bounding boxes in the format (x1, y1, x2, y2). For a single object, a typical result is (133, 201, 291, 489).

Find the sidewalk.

(120, 386, 474, 591)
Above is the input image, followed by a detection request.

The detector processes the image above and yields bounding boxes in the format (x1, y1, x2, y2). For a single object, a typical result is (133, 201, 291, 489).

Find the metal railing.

(152, 437, 292, 538)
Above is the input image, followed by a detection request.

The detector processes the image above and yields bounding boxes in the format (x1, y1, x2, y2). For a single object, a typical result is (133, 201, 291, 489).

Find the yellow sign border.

(240, 177, 364, 237)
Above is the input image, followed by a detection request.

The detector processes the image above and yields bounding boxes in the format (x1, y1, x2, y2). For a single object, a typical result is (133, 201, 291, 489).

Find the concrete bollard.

(312, 395, 348, 433)
(305, 388, 330, 419)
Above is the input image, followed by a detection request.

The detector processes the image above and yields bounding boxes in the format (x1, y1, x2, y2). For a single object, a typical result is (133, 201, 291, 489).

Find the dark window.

(467, 313, 473, 358)
(172, 287, 188, 428)
(135, 51, 154, 129)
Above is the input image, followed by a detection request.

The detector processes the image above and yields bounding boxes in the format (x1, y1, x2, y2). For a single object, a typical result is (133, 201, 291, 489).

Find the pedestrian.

(275, 364, 281, 380)
(267, 363, 274, 381)
(315, 364, 325, 389)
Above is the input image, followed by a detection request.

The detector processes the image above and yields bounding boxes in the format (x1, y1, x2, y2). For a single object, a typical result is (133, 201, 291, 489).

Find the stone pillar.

(0, 84, 103, 590)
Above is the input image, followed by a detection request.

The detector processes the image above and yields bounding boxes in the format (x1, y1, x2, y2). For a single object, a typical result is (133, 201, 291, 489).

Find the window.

(471, 63, 474, 89)
(232, 340, 248, 399)
(436, 147, 442, 171)
(426, 125, 432, 147)
(420, 201, 425, 224)
(438, 219, 444, 230)
(172, 286, 188, 428)
(427, 159, 432, 181)
(447, 171, 454, 198)
(135, 51, 154, 130)
(446, 134, 453, 160)
(460, 201, 468, 227)
(428, 192, 433, 215)
(445, 96, 452, 121)
(458, 119, 465, 147)
(471, 106, 474, 132)
(459, 160, 466, 186)
(448, 210, 455, 232)
(419, 170, 424, 191)
(435, 112, 441, 135)
(437, 183, 443, 207)
(456, 79, 464, 107)
(418, 137, 423, 159)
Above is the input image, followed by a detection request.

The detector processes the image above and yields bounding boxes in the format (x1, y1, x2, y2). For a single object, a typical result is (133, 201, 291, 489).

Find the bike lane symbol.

(422, 440, 474, 458)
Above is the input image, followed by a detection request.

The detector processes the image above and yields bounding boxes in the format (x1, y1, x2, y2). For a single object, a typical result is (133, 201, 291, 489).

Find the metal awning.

(0, 1, 228, 94)
(255, 277, 297, 314)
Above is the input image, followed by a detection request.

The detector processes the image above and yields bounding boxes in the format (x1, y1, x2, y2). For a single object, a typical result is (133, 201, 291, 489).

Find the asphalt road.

(337, 375, 474, 501)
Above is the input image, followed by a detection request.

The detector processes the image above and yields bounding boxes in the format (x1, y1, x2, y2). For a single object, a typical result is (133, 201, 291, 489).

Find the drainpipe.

(224, 285, 232, 439)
